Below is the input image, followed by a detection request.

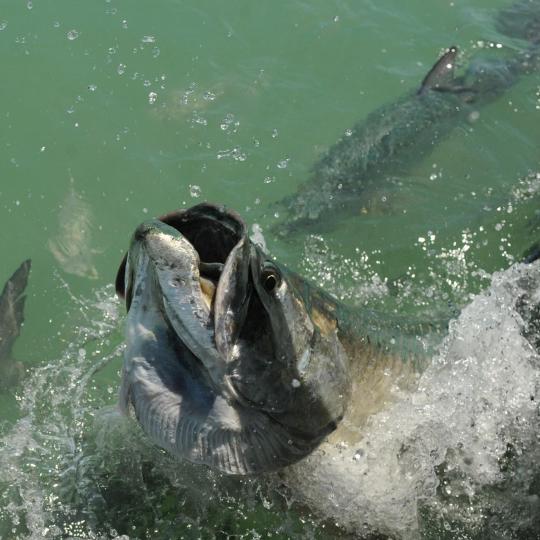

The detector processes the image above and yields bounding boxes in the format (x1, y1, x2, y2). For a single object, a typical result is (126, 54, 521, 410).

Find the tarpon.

(0, 260, 31, 389)
(48, 181, 99, 279)
(115, 204, 440, 474)
(269, 0, 540, 236)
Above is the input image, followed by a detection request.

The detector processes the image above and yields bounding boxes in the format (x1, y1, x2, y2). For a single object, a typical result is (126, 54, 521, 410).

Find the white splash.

(285, 260, 540, 539)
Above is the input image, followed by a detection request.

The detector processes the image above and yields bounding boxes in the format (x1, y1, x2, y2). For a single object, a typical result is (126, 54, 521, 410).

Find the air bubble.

(189, 185, 202, 198)
(67, 29, 79, 41)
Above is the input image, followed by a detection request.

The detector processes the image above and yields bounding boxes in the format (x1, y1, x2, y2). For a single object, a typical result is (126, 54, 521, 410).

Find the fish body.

(274, 80, 462, 233)
(48, 183, 98, 279)
(271, 18, 540, 235)
(0, 260, 31, 388)
(115, 204, 440, 474)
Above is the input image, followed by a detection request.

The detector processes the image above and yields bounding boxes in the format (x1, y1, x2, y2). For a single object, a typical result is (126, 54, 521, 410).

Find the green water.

(1, 0, 539, 538)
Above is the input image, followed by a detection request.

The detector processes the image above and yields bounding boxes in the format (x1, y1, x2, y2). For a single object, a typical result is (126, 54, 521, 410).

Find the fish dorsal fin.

(0, 260, 31, 361)
(418, 46, 458, 95)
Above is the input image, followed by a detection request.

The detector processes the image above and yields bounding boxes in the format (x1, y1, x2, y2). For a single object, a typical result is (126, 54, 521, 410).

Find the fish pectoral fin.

(418, 46, 459, 95)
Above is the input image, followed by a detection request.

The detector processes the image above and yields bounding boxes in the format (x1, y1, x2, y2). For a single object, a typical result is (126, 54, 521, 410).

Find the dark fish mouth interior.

(116, 204, 246, 304)
(158, 206, 246, 310)
(159, 205, 245, 265)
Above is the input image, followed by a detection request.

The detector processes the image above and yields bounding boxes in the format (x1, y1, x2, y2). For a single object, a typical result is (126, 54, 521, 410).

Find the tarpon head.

(115, 203, 349, 475)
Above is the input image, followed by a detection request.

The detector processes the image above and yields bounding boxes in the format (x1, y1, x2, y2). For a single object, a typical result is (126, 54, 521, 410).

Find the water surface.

(1, 1, 539, 538)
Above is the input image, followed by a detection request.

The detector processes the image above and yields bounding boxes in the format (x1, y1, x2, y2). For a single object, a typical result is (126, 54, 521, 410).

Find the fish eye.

(261, 263, 281, 293)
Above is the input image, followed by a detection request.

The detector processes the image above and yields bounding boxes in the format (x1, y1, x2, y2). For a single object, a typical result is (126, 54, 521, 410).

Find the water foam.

(285, 260, 540, 539)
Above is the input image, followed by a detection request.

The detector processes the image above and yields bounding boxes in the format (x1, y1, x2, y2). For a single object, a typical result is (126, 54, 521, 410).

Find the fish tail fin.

(418, 46, 460, 95)
(0, 260, 31, 361)
(496, 0, 540, 44)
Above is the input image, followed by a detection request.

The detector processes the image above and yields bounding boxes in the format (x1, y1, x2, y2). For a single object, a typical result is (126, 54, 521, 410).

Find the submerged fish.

(0, 260, 31, 388)
(115, 203, 440, 475)
(270, 0, 540, 235)
(48, 182, 99, 279)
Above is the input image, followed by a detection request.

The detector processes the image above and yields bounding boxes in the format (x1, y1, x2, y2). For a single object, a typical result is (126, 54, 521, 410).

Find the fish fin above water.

(0, 260, 31, 362)
(418, 46, 459, 95)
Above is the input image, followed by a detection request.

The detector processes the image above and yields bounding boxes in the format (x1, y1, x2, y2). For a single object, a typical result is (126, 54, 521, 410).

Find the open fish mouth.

(115, 203, 349, 475)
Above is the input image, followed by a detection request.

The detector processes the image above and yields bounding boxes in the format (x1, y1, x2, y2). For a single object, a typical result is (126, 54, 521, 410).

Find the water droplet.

(26, 1, 33, 10)
(220, 113, 240, 133)
(217, 147, 246, 161)
(277, 158, 289, 169)
(0, 21, 8, 31)
(87, 84, 97, 92)
(271, 128, 279, 139)
(189, 185, 202, 198)
(117, 63, 126, 75)
(142, 207, 148, 214)
(333, 15, 339, 22)
(121, 19, 128, 29)
(67, 29, 79, 41)
(148, 91, 157, 104)
(191, 112, 207, 126)
(53, 21, 60, 28)
(468, 110, 480, 123)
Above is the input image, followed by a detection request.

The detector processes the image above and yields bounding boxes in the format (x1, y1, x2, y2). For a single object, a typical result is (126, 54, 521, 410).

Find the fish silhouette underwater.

(269, 0, 540, 236)
(0, 260, 31, 389)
